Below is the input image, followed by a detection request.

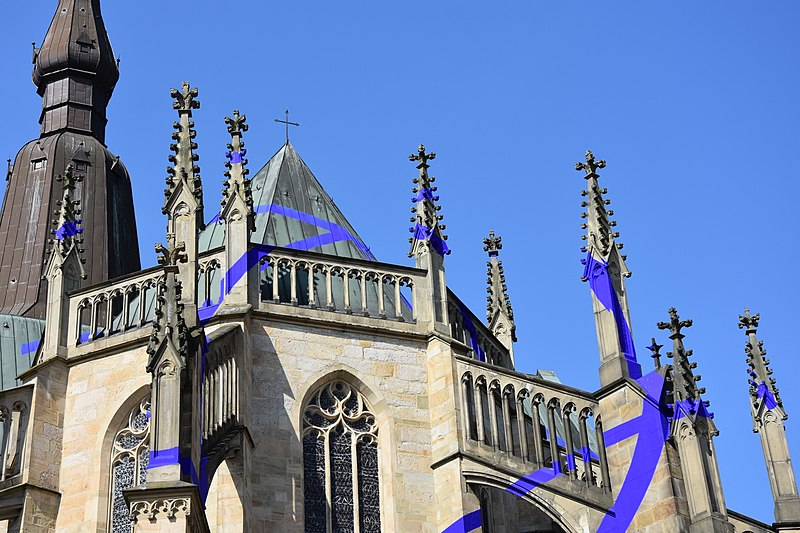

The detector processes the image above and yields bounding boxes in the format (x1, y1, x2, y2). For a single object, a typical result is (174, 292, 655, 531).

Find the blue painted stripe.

(441, 510, 481, 533)
(20, 339, 40, 356)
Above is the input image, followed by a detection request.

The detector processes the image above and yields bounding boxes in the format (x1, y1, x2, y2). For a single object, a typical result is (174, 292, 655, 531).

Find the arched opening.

(470, 483, 574, 533)
(205, 453, 246, 532)
(302, 379, 381, 533)
(106, 395, 150, 533)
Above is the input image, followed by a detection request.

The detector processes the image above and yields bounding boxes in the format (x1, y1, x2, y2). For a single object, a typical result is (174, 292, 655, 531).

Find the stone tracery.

(109, 397, 150, 533)
(302, 380, 380, 533)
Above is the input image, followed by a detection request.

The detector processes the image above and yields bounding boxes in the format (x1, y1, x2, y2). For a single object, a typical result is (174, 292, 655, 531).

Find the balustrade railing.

(448, 291, 512, 369)
(456, 356, 610, 494)
(69, 267, 164, 346)
(258, 248, 423, 323)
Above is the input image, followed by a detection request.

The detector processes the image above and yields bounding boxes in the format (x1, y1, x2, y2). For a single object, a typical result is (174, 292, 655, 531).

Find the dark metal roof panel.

(0, 314, 43, 391)
(0, 133, 140, 319)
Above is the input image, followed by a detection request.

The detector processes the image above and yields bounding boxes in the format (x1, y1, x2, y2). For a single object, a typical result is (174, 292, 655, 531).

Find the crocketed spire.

(483, 231, 515, 340)
(576, 150, 627, 264)
(45, 164, 86, 279)
(739, 309, 784, 419)
(220, 111, 255, 232)
(657, 307, 713, 425)
(577, 150, 640, 383)
(165, 82, 204, 226)
(408, 145, 449, 258)
(739, 308, 800, 524)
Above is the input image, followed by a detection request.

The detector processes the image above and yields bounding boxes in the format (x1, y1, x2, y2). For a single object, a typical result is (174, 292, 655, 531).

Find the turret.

(483, 231, 516, 359)
(576, 150, 641, 385)
(739, 309, 800, 527)
(657, 308, 732, 533)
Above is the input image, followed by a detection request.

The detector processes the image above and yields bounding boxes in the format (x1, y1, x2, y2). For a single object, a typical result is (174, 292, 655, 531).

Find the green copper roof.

(200, 142, 374, 260)
(0, 314, 44, 390)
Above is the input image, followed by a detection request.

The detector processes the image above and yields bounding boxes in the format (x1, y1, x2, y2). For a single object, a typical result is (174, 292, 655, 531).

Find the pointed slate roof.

(200, 142, 374, 260)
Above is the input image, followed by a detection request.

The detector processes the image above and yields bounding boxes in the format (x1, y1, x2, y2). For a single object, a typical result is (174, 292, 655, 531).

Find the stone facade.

(0, 2, 798, 533)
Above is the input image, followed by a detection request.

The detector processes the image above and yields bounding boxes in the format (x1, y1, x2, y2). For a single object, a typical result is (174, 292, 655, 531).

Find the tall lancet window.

(303, 380, 381, 533)
(109, 397, 150, 533)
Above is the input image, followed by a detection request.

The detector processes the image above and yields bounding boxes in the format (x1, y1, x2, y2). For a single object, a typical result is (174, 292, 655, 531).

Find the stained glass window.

(109, 397, 150, 533)
(303, 380, 381, 532)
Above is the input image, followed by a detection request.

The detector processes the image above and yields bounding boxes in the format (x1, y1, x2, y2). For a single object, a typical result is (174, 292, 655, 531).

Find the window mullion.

(325, 428, 333, 533)
(352, 430, 360, 533)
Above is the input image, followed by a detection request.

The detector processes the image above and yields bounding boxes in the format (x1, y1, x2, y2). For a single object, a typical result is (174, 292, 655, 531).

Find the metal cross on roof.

(274, 109, 300, 143)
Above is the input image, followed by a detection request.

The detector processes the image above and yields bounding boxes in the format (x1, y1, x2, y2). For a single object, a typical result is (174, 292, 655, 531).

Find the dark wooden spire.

(32, 0, 120, 142)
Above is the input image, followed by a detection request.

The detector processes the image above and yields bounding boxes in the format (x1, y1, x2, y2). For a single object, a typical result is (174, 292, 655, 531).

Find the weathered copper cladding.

(0, 0, 140, 319)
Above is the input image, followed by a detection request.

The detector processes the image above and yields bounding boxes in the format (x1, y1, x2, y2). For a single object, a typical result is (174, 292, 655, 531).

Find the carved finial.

(410, 144, 436, 168)
(408, 145, 449, 257)
(739, 307, 760, 333)
(225, 110, 249, 136)
(483, 231, 502, 256)
(647, 337, 664, 369)
(657, 307, 693, 339)
(154, 242, 187, 267)
(5, 158, 11, 182)
(742, 309, 784, 419)
(170, 81, 200, 112)
(575, 150, 606, 177)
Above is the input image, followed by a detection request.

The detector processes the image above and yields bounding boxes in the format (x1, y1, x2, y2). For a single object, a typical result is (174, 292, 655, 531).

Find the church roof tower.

(0, 0, 140, 318)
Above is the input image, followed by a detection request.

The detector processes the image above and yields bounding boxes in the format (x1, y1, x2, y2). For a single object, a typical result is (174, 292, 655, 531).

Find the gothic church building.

(0, 1, 798, 532)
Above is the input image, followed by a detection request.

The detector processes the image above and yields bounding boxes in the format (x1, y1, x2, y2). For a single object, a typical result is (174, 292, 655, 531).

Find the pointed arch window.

(303, 380, 380, 533)
(109, 397, 150, 533)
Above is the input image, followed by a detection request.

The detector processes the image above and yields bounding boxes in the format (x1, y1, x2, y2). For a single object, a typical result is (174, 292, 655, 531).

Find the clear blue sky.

(2, 1, 798, 524)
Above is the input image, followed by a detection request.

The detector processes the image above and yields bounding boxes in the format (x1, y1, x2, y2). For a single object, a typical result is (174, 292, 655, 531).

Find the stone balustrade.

(69, 266, 165, 346)
(455, 356, 611, 500)
(258, 248, 424, 323)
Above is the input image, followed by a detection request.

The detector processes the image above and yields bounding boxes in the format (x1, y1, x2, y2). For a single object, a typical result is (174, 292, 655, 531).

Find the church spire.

(165, 82, 204, 226)
(483, 231, 516, 356)
(32, 0, 120, 142)
(220, 110, 255, 232)
(408, 145, 449, 258)
(576, 150, 640, 384)
(738, 309, 800, 525)
(164, 82, 204, 328)
(657, 308, 732, 532)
